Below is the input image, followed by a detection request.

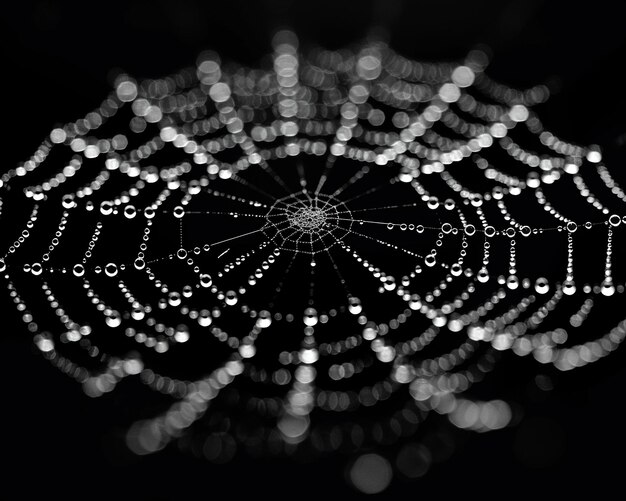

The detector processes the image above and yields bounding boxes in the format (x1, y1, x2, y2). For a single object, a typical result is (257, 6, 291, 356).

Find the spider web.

(1, 32, 625, 479)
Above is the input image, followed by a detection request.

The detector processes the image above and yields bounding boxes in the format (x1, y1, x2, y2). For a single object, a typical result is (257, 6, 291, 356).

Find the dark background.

(2, 0, 626, 499)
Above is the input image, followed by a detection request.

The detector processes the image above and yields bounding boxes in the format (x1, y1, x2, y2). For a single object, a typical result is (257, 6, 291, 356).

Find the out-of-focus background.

(2, 0, 626, 499)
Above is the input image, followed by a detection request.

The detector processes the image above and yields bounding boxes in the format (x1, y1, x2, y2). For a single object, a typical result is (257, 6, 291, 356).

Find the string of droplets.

(2, 31, 626, 490)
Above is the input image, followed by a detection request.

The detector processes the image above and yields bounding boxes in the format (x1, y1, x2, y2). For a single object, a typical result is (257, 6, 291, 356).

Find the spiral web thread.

(2, 33, 626, 476)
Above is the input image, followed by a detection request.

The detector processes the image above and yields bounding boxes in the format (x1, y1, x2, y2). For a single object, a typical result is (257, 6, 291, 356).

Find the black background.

(2, 0, 626, 499)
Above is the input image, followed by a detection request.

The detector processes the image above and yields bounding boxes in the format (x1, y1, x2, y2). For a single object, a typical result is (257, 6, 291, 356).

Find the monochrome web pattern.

(263, 192, 353, 255)
(2, 31, 625, 480)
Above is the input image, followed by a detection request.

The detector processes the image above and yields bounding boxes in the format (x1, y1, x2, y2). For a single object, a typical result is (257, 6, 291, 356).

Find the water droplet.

(105, 263, 118, 277)
(256, 310, 272, 328)
(199, 274, 212, 288)
(225, 290, 238, 306)
(124, 205, 137, 219)
(131, 307, 145, 320)
(168, 291, 182, 306)
(100, 202, 113, 216)
(62, 195, 75, 209)
(534, 277, 549, 294)
(601, 280, 615, 296)
(563, 280, 576, 296)
(106, 311, 122, 328)
(609, 214, 621, 227)
(303, 307, 318, 326)
(198, 309, 213, 327)
(477, 268, 489, 283)
(348, 297, 362, 314)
